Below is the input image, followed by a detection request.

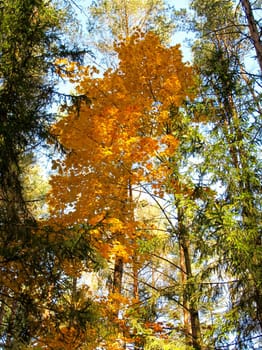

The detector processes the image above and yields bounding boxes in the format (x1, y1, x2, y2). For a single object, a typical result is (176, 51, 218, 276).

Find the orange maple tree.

(48, 31, 195, 347)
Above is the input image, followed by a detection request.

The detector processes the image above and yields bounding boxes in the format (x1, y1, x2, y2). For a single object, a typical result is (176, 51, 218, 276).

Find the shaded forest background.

(0, 0, 261, 349)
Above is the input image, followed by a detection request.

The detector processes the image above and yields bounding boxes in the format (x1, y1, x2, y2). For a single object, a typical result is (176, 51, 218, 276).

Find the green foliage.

(144, 337, 192, 350)
(0, 1, 100, 348)
(189, 0, 262, 347)
(0, 0, 261, 349)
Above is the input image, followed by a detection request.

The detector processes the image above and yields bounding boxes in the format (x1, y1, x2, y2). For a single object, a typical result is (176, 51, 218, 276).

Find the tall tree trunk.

(178, 206, 202, 350)
(179, 242, 191, 347)
(240, 0, 262, 73)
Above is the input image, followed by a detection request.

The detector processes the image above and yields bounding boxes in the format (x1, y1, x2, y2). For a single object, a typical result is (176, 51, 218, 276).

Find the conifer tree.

(189, 0, 262, 347)
(0, 1, 92, 347)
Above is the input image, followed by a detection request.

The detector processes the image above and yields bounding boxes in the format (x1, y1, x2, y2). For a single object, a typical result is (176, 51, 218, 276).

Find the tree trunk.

(179, 242, 191, 347)
(111, 256, 124, 321)
(240, 0, 262, 73)
(178, 206, 202, 350)
(113, 256, 124, 295)
(133, 256, 139, 300)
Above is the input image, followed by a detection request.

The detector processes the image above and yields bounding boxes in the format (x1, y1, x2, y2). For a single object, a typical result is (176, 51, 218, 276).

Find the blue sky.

(74, 0, 193, 62)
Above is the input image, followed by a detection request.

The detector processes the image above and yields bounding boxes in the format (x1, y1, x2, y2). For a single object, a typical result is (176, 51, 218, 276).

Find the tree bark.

(240, 0, 262, 74)
(179, 242, 191, 346)
(112, 256, 124, 295)
(178, 206, 202, 350)
(133, 256, 139, 299)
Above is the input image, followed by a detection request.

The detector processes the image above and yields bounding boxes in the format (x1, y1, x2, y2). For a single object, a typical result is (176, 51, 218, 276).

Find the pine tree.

(0, 1, 92, 347)
(188, 0, 262, 347)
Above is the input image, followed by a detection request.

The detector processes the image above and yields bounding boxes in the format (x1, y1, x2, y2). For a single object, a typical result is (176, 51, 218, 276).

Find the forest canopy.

(0, 0, 261, 349)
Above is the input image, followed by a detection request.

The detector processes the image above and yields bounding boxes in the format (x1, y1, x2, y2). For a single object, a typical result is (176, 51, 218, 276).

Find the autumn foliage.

(46, 31, 195, 348)
(2, 0, 261, 348)
(49, 31, 194, 253)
